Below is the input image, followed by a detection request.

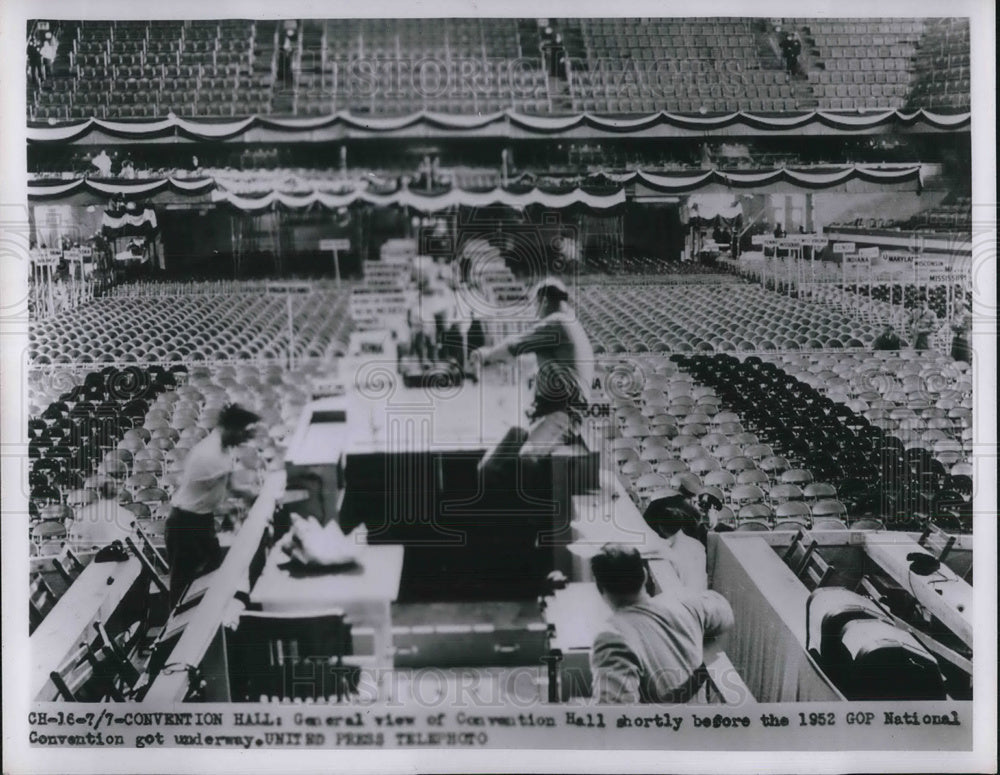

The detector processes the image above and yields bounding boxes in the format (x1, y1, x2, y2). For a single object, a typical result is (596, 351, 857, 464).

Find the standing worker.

(165, 404, 261, 607)
(470, 277, 594, 485)
(950, 308, 971, 364)
(910, 301, 939, 351)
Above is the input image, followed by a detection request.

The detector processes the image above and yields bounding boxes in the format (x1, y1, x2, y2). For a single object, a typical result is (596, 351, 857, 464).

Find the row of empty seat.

(799, 19, 919, 111)
(575, 281, 880, 355)
(28, 366, 180, 558)
(762, 351, 973, 466)
(28, 17, 970, 121)
(27, 359, 329, 567)
(906, 19, 971, 111)
(834, 196, 972, 235)
(31, 20, 271, 120)
(596, 352, 971, 533)
(29, 285, 353, 365)
(794, 17, 973, 113)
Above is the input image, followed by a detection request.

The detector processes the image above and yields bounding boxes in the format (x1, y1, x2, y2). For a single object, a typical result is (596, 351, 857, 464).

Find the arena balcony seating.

(27, 17, 970, 121)
(906, 19, 971, 111)
(795, 18, 926, 111)
(567, 18, 806, 114)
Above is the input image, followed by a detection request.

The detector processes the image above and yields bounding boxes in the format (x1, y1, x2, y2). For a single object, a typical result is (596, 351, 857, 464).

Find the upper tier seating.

(797, 18, 925, 111)
(568, 18, 802, 114)
(906, 18, 971, 111)
(27, 17, 970, 120)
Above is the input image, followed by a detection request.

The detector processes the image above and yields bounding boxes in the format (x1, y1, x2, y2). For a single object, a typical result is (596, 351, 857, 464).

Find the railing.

(26, 356, 332, 379)
(577, 271, 743, 286)
(104, 279, 356, 298)
(29, 277, 100, 320)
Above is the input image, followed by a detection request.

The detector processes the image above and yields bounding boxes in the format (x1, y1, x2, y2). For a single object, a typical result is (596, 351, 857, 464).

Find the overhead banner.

(102, 208, 158, 235)
(29, 166, 922, 209)
(210, 186, 628, 212)
(26, 109, 970, 144)
(28, 177, 216, 200)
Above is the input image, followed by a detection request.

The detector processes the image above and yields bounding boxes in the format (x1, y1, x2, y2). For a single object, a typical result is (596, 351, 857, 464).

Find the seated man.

(642, 496, 708, 592)
(471, 277, 594, 485)
(590, 543, 733, 704)
(873, 324, 902, 351)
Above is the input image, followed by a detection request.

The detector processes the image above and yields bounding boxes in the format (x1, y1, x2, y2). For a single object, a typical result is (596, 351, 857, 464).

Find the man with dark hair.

(779, 30, 802, 75)
(589, 543, 734, 704)
(873, 323, 902, 351)
(642, 496, 708, 591)
(471, 277, 595, 483)
(165, 403, 262, 606)
(27, 36, 43, 85)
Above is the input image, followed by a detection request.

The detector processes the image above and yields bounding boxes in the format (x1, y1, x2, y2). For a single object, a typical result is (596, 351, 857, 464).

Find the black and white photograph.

(1, 0, 995, 773)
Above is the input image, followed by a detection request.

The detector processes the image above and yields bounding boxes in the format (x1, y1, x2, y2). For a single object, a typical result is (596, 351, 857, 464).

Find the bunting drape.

(26, 109, 969, 144)
(102, 208, 159, 237)
(28, 165, 922, 210)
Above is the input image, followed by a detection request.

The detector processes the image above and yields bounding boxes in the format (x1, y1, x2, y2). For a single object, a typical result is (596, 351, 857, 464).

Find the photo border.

(2, 0, 995, 772)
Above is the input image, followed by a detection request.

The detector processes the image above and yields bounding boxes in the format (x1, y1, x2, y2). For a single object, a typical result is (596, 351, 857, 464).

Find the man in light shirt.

(40, 31, 58, 79)
(590, 543, 733, 704)
(909, 301, 939, 351)
(165, 404, 261, 606)
(90, 149, 112, 177)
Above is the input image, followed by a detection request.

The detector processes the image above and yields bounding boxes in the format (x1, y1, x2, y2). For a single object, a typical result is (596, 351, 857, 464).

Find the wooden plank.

(31, 557, 143, 701)
(863, 532, 972, 648)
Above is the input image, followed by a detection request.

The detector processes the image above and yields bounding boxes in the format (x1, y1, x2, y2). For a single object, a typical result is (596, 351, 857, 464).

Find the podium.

(281, 374, 604, 672)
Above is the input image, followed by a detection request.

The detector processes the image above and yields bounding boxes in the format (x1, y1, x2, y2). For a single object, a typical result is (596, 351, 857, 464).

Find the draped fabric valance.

(102, 206, 159, 238)
(26, 109, 969, 144)
(28, 165, 922, 211)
